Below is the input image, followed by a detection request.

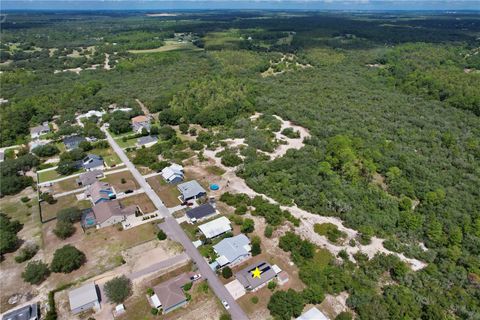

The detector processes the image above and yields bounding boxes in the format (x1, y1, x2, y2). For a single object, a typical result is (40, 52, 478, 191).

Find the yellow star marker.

(251, 267, 262, 279)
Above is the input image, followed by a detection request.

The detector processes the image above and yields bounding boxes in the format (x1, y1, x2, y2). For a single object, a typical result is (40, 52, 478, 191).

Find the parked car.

(222, 300, 230, 310)
(190, 273, 202, 281)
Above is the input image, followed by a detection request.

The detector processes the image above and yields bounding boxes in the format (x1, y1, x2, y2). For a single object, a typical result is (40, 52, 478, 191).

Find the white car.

(222, 300, 230, 310)
(190, 273, 202, 281)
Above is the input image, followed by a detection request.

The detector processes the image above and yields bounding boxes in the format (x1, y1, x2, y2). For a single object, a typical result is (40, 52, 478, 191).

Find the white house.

(161, 163, 184, 184)
(198, 216, 231, 239)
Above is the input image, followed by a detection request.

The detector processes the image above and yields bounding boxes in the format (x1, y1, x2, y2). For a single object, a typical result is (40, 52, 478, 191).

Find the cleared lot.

(147, 176, 181, 207)
(40, 195, 91, 221)
(120, 193, 156, 213)
(104, 170, 139, 193)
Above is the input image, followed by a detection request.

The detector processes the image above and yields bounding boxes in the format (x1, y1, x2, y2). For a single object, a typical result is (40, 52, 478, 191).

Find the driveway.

(102, 126, 248, 320)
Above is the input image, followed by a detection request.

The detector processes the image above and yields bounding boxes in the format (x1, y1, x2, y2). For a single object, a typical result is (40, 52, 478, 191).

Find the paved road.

(103, 126, 248, 320)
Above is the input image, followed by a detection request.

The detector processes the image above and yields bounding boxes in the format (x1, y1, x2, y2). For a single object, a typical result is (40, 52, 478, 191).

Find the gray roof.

(213, 234, 251, 265)
(137, 135, 158, 146)
(186, 203, 216, 220)
(68, 282, 99, 312)
(153, 273, 190, 311)
(236, 261, 277, 290)
(82, 154, 104, 169)
(296, 307, 329, 320)
(2, 304, 38, 320)
(177, 180, 206, 200)
(30, 124, 50, 135)
(77, 170, 103, 186)
(63, 135, 86, 149)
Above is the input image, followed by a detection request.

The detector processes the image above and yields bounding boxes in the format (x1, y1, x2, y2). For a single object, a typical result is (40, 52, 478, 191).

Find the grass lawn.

(37, 168, 84, 183)
(115, 136, 138, 149)
(90, 147, 122, 167)
(104, 171, 139, 193)
(120, 193, 156, 213)
(40, 195, 92, 221)
(147, 176, 181, 207)
(54, 141, 66, 153)
(180, 222, 198, 241)
(109, 129, 134, 139)
(52, 176, 81, 193)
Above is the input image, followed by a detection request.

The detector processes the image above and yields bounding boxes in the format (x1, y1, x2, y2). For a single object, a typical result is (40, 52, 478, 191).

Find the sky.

(1, 0, 479, 11)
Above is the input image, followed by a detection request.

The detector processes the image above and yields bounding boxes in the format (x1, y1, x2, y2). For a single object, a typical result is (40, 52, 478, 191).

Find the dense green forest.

(1, 11, 479, 319)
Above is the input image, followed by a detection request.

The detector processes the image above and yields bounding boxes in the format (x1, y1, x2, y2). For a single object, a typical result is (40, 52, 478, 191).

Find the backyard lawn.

(147, 176, 181, 207)
(115, 136, 138, 149)
(37, 167, 84, 183)
(52, 176, 81, 193)
(40, 195, 91, 221)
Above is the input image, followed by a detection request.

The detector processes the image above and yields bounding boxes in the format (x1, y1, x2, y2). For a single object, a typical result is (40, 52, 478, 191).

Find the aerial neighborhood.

(2, 8, 476, 320)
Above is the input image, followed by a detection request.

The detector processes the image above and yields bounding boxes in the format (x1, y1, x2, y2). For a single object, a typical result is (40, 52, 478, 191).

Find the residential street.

(102, 126, 248, 320)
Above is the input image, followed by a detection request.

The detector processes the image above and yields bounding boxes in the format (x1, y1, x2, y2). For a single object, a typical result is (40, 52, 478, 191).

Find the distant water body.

(2, 1, 480, 11)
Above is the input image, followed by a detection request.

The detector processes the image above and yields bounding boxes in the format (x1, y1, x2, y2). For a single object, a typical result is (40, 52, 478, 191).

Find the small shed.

(68, 282, 100, 315)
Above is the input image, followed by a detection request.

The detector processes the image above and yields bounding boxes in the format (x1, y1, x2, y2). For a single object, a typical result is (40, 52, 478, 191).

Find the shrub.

(264, 225, 274, 238)
(241, 218, 255, 233)
(147, 288, 154, 296)
(220, 314, 231, 320)
(32, 144, 60, 157)
(157, 230, 167, 240)
(221, 152, 243, 167)
(21, 196, 30, 203)
(189, 128, 197, 136)
(313, 223, 347, 243)
(53, 221, 76, 239)
(105, 276, 132, 304)
(40, 192, 57, 204)
(189, 141, 204, 150)
(268, 281, 277, 291)
(251, 236, 262, 256)
(281, 127, 300, 139)
(336, 312, 353, 320)
(15, 243, 39, 263)
(179, 123, 189, 134)
(222, 266, 233, 279)
(150, 307, 158, 315)
(235, 205, 248, 215)
(22, 260, 50, 284)
(183, 282, 193, 291)
(50, 245, 86, 273)
(121, 178, 126, 184)
(251, 296, 259, 304)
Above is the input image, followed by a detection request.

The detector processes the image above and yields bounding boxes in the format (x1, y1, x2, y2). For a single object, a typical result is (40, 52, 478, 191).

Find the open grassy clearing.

(128, 40, 202, 54)
(120, 193, 156, 213)
(147, 176, 181, 207)
(115, 136, 138, 149)
(104, 170, 139, 193)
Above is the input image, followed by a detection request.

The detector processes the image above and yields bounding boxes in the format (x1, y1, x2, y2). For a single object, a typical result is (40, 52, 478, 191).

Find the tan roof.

(153, 273, 191, 310)
(131, 115, 149, 123)
(92, 200, 137, 224)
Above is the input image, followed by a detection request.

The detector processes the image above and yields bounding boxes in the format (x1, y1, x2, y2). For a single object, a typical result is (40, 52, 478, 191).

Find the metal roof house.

(161, 164, 184, 184)
(68, 282, 100, 315)
(1, 304, 38, 320)
(136, 135, 158, 148)
(82, 154, 105, 171)
(186, 203, 216, 222)
(150, 273, 191, 314)
(198, 216, 232, 239)
(213, 234, 251, 268)
(236, 261, 277, 292)
(76, 170, 104, 186)
(296, 307, 329, 320)
(86, 181, 116, 205)
(63, 135, 86, 151)
(177, 180, 206, 202)
(30, 122, 50, 139)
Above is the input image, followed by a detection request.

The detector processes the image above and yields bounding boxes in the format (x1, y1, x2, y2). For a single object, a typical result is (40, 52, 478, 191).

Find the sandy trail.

(201, 115, 427, 271)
